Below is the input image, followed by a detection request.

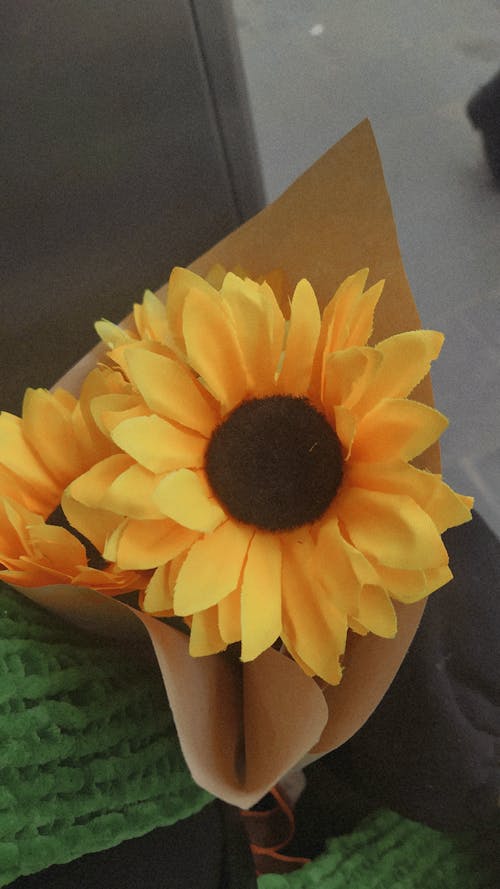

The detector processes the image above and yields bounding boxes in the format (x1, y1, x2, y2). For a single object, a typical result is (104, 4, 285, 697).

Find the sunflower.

(0, 370, 143, 592)
(69, 267, 472, 684)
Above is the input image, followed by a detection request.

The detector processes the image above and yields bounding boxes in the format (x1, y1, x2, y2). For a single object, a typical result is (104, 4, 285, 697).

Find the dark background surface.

(1, 0, 263, 414)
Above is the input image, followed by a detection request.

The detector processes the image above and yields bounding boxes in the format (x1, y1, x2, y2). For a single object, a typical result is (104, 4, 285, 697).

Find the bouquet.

(0, 121, 473, 809)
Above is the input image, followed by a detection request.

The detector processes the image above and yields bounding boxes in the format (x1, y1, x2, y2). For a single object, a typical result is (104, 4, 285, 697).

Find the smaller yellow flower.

(0, 370, 143, 593)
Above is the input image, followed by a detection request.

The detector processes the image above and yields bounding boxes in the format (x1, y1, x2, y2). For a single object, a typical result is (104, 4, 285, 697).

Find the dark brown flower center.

(205, 395, 343, 532)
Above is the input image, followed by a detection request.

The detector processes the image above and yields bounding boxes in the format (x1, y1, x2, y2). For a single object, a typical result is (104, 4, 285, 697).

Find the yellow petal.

(221, 273, 283, 392)
(154, 469, 226, 532)
(28, 523, 87, 571)
(61, 491, 123, 553)
(111, 517, 199, 569)
(281, 535, 346, 685)
(355, 330, 444, 416)
(22, 388, 87, 485)
(101, 462, 165, 519)
(95, 319, 135, 349)
(278, 279, 321, 395)
(336, 487, 448, 570)
(347, 461, 473, 533)
(332, 404, 356, 455)
(341, 279, 385, 349)
(0, 497, 37, 555)
(68, 454, 134, 509)
(0, 413, 60, 507)
(310, 270, 383, 399)
(375, 562, 452, 603)
(166, 267, 218, 348)
(72, 564, 141, 593)
(315, 516, 377, 614)
(75, 368, 125, 463)
(357, 585, 397, 637)
(322, 347, 383, 413)
(0, 464, 45, 514)
(240, 532, 282, 661)
(182, 288, 248, 413)
(142, 564, 174, 613)
(90, 393, 149, 436)
(351, 398, 448, 463)
(111, 415, 207, 473)
(124, 348, 218, 436)
(174, 521, 253, 614)
(189, 606, 227, 657)
(217, 587, 242, 645)
(134, 290, 170, 342)
(326, 269, 382, 351)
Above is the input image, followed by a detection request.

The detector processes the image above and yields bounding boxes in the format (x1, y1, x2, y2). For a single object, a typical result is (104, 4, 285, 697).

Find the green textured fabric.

(257, 809, 498, 889)
(0, 582, 212, 886)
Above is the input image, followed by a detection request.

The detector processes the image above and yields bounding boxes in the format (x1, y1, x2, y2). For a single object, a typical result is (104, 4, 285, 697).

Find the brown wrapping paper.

(15, 120, 435, 807)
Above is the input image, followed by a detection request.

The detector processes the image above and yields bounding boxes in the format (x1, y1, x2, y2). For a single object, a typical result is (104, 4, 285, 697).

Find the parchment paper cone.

(16, 121, 437, 808)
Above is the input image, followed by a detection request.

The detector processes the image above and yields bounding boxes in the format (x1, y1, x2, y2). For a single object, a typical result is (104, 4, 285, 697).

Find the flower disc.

(205, 395, 343, 531)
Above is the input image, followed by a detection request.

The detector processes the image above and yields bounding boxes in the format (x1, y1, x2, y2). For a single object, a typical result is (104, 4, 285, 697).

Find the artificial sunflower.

(65, 266, 473, 685)
(0, 370, 143, 592)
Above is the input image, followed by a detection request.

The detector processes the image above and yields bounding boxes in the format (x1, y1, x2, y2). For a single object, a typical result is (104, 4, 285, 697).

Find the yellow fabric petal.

(111, 517, 199, 570)
(220, 273, 282, 392)
(189, 606, 227, 657)
(326, 269, 382, 351)
(354, 330, 444, 416)
(278, 279, 321, 395)
(314, 516, 378, 614)
(142, 565, 174, 614)
(332, 404, 356, 455)
(95, 319, 136, 349)
(217, 587, 242, 645)
(322, 347, 382, 413)
(351, 399, 448, 463)
(72, 564, 141, 593)
(134, 290, 170, 342)
(154, 469, 226, 532)
(22, 388, 87, 485)
(61, 491, 123, 553)
(124, 348, 218, 436)
(341, 279, 385, 349)
(310, 270, 383, 400)
(375, 562, 452, 603)
(27, 523, 87, 571)
(100, 463, 165, 519)
(68, 454, 134, 510)
(52, 387, 78, 411)
(240, 532, 282, 662)
(258, 280, 287, 374)
(336, 487, 448, 570)
(357, 585, 397, 637)
(346, 461, 473, 533)
(0, 497, 37, 556)
(111, 415, 207, 473)
(281, 534, 346, 685)
(74, 368, 125, 463)
(0, 413, 60, 507)
(166, 267, 218, 348)
(90, 393, 149, 436)
(182, 288, 248, 413)
(0, 464, 45, 515)
(174, 521, 253, 615)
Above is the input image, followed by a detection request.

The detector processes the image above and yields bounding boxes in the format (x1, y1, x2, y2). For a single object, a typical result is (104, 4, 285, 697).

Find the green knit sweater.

(1, 583, 497, 888)
(0, 583, 211, 885)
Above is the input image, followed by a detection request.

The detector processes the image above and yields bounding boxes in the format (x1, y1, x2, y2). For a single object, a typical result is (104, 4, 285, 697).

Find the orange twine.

(240, 785, 310, 876)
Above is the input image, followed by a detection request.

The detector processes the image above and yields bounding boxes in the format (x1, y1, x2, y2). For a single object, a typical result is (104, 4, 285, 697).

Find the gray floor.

(233, 0, 500, 536)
